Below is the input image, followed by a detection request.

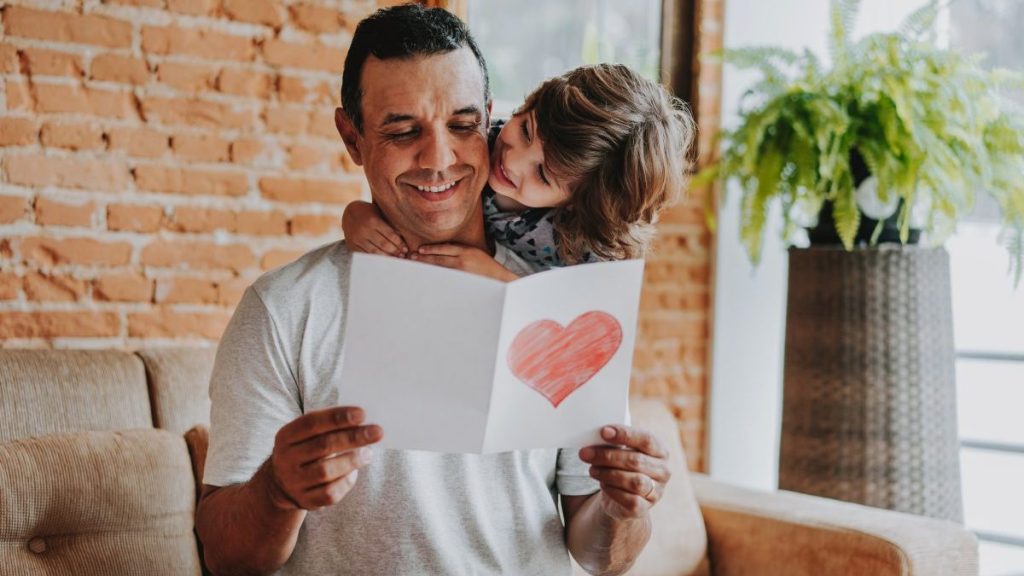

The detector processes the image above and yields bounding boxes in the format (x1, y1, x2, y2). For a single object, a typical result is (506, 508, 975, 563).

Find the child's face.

(488, 111, 572, 209)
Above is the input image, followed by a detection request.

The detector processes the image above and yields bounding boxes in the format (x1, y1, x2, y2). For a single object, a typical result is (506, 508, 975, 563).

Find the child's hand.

(341, 201, 408, 257)
(411, 244, 520, 282)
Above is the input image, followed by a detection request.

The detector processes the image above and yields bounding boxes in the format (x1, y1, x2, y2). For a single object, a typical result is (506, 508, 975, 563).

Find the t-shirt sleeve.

(203, 287, 303, 487)
(556, 448, 600, 496)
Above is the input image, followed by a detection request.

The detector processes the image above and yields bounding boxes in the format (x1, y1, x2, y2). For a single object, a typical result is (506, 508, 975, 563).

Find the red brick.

(260, 177, 362, 205)
(19, 48, 83, 77)
(236, 210, 287, 235)
(33, 84, 138, 119)
(223, 0, 286, 27)
(0, 240, 11, 259)
(167, 0, 221, 16)
(287, 143, 328, 171)
(216, 277, 248, 307)
(134, 166, 248, 197)
(93, 273, 154, 302)
(128, 309, 231, 339)
(142, 26, 255, 62)
(264, 106, 309, 135)
(171, 133, 230, 162)
(90, 54, 149, 85)
(308, 109, 339, 139)
(277, 76, 332, 104)
(40, 121, 105, 151)
(6, 80, 32, 112)
(0, 43, 18, 73)
(289, 213, 336, 236)
(4, 7, 132, 48)
(230, 138, 266, 165)
(169, 207, 234, 233)
(141, 97, 258, 130)
(217, 68, 272, 98)
(24, 272, 87, 301)
(155, 277, 218, 303)
(107, 0, 164, 6)
(141, 240, 256, 272)
(290, 3, 346, 34)
(107, 203, 165, 232)
(0, 311, 120, 338)
(0, 117, 39, 146)
(34, 196, 95, 227)
(20, 237, 132, 267)
(0, 196, 30, 224)
(261, 248, 303, 270)
(156, 62, 217, 93)
(262, 39, 345, 73)
(107, 127, 169, 158)
(5, 154, 129, 192)
(0, 272, 19, 300)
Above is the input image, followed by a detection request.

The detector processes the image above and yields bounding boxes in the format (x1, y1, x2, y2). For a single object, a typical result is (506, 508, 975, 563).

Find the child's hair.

(518, 63, 696, 263)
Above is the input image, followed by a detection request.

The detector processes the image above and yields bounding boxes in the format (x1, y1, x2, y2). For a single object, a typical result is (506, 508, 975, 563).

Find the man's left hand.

(578, 425, 671, 521)
(410, 243, 519, 282)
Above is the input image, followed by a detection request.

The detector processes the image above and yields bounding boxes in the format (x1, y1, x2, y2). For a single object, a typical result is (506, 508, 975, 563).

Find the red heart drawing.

(507, 311, 623, 408)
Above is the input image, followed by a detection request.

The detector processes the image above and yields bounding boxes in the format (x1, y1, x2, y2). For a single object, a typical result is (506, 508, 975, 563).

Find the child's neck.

(492, 191, 530, 213)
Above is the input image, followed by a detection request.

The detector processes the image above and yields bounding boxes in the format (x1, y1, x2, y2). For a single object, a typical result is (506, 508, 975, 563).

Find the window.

(466, 0, 663, 117)
(947, 1, 1024, 574)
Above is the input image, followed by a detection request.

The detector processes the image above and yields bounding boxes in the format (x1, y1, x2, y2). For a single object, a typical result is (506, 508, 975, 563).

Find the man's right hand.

(266, 406, 383, 511)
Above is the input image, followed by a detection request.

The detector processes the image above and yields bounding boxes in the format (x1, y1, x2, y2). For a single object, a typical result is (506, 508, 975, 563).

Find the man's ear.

(335, 107, 364, 166)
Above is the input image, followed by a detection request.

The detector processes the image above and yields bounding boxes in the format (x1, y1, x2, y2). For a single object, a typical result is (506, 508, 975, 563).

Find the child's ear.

(335, 108, 364, 166)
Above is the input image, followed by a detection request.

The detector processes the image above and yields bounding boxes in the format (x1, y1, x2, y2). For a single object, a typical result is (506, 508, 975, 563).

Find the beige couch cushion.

(626, 398, 710, 576)
(0, 350, 152, 442)
(137, 348, 215, 435)
(0, 429, 201, 575)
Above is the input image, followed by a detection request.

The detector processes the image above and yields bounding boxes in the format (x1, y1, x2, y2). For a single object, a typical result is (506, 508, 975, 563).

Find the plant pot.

(778, 245, 964, 522)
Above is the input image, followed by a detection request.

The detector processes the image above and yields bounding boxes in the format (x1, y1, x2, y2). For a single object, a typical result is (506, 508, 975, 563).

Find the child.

(342, 63, 696, 280)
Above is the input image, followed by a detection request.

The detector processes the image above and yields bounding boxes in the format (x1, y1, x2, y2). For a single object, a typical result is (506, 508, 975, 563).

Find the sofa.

(0, 348, 978, 575)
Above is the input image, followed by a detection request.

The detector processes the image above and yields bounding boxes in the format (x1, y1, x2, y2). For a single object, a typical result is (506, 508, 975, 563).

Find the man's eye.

(450, 123, 480, 132)
(386, 131, 417, 140)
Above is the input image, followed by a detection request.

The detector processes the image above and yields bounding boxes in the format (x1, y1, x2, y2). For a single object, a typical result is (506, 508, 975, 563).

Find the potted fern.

(700, 0, 1024, 522)
(699, 1, 1024, 279)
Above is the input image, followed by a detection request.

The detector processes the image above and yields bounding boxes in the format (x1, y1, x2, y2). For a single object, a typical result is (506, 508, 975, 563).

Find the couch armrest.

(689, 474, 977, 576)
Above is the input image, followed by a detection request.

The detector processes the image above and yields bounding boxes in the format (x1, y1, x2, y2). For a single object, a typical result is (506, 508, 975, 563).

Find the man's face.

(337, 48, 491, 246)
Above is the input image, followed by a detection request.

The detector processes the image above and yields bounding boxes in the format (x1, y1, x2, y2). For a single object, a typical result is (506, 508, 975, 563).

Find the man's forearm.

(566, 494, 652, 576)
(196, 460, 306, 576)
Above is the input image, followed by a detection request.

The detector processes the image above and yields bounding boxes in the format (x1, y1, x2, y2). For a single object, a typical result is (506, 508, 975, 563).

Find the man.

(196, 5, 671, 575)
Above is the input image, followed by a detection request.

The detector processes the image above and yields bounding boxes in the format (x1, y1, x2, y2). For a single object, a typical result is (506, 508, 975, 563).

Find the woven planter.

(778, 245, 964, 522)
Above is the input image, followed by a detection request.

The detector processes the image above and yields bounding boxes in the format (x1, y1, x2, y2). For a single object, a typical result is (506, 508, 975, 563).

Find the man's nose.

(418, 128, 457, 171)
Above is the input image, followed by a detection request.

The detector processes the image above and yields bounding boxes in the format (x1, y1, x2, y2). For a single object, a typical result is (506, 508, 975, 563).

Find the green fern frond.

(898, 0, 943, 41)
(829, 0, 861, 70)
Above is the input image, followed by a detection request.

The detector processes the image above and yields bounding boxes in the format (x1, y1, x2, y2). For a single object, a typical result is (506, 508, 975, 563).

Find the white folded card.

(338, 253, 644, 454)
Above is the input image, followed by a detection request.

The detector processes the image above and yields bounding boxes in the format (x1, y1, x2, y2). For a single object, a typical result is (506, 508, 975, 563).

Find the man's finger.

(579, 448, 671, 483)
(590, 467, 659, 499)
(299, 445, 373, 485)
(293, 425, 382, 465)
(276, 406, 366, 445)
(301, 469, 360, 510)
(417, 243, 462, 256)
(600, 425, 668, 459)
(376, 229, 407, 255)
(409, 253, 460, 269)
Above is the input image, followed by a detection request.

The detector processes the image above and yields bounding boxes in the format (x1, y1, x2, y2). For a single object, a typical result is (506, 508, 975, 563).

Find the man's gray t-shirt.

(204, 241, 600, 575)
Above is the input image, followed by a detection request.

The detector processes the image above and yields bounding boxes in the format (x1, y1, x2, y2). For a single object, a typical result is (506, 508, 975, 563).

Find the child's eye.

(538, 165, 550, 186)
(520, 119, 530, 142)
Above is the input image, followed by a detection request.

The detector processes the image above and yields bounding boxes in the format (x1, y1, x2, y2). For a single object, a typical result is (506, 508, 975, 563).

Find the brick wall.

(0, 0, 722, 472)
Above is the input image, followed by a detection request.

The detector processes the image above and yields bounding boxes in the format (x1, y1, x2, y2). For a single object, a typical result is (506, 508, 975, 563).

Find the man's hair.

(518, 64, 697, 263)
(341, 3, 491, 132)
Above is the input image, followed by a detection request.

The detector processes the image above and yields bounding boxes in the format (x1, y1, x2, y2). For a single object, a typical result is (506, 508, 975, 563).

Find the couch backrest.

(0, 350, 152, 442)
(0, 429, 202, 575)
(137, 348, 215, 435)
